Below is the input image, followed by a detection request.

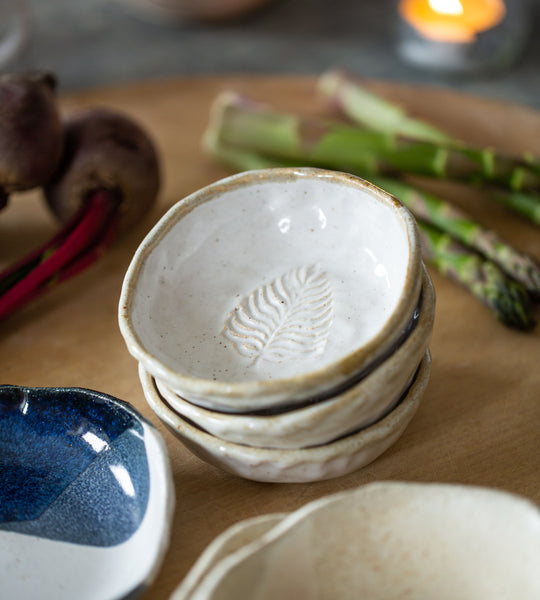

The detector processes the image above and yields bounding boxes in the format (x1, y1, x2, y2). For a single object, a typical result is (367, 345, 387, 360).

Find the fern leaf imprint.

(222, 264, 335, 364)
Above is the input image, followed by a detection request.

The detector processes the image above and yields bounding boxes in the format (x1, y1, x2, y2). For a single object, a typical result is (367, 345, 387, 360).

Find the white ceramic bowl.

(156, 264, 434, 449)
(120, 168, 422, 412)
(139, 351, 431, 483)
(174, 482, 540, 600)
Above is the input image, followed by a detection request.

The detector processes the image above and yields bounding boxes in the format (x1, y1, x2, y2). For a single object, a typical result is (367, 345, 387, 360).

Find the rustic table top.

(1, 76, 539, 599)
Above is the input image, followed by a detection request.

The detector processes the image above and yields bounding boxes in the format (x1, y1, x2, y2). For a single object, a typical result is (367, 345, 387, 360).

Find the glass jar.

(395, 0, 533, 74)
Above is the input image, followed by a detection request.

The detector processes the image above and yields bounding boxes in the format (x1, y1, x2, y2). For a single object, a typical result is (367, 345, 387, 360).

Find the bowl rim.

(119, 167, 423, 408)
(170, 512, 287, 600)
(139, 349, 430, 461)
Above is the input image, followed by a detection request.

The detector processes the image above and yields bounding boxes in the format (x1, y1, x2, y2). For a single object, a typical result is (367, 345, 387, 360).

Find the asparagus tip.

(495, 284, 536, 331)
(475, 261, 536, 331)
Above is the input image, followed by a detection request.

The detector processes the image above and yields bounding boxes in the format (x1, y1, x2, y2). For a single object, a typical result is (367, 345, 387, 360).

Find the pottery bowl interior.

(0, 385, 153, 546)
(138, 351, 431, 483)
(154, 264, 434, 449)
(183, 482, 540, 600)
(120, 167, 422, 411)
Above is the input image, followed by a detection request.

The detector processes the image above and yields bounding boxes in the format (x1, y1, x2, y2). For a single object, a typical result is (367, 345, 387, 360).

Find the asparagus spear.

(318, 70, 540, 222)
(204, 130, 284, 171)
(208, 92, 540, 194)
(367, 176, 540, 296)
(318, 69, 453, 144)
(418, 221, 535, 330)
(488, 188, 540, 225)
(319, 69, 540, 173)
(205, 135, 536, 329)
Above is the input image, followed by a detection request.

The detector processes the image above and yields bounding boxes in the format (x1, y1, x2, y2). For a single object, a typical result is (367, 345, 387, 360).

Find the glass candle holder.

(396, 0, 532, 75)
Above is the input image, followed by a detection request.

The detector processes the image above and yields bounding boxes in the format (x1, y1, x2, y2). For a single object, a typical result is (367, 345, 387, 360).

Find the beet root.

(0, 107, 161, 321)
(44, 107, 161, 234)
(0, 72, 63, 201)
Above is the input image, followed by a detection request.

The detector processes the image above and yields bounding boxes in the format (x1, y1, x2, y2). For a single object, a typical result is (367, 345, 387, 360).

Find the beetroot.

(0, 105, 161, 321)
(0, 72, 63, 208)
(45, 108, 160, 233)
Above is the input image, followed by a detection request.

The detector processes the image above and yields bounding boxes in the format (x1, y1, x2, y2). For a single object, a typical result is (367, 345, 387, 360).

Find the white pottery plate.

(179, 482, 540, 600)
(120, 167, 422, 411)
(139, 351, 431, 483)
(0, 385, 174, 600)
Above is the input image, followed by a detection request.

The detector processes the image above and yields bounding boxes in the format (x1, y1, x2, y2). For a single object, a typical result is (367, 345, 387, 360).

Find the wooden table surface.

(1, 76, 539, 599)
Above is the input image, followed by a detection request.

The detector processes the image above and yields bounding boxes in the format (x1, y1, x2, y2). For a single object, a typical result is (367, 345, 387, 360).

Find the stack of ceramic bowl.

(119, 168, 435, 483)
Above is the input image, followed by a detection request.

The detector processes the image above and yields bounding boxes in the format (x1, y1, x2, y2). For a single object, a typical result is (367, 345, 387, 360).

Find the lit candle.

(399, 0, 506, 44)
(394, 0, 527, 73)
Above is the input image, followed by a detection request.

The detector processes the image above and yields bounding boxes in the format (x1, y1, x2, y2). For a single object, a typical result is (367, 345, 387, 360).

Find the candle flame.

(429, 0, 464, 16)
(399, 0, 506, 43)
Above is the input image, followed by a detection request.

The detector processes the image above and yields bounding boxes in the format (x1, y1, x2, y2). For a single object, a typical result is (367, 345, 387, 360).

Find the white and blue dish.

(0, 384, 174, 600)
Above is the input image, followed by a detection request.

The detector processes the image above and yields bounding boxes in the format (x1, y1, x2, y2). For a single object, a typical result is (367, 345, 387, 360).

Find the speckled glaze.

(176, 483, 540, 600)
(156, 265, 434, 449)
(139, 352, 431, 483)
(0, 385, 174, 600)
(119, 168, 422, 412)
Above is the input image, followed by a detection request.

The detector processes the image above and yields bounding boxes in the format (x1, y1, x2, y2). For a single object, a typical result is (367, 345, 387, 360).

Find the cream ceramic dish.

(171, 513, 285, 600)
(178, 482, 540, 600)
(155, 265, 434, 449)
(139, 352, 430, 483)
(120, 168, 422, 412)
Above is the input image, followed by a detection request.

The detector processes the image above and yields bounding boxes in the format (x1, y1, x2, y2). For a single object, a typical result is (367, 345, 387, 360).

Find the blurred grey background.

(4, 0, 540, 107)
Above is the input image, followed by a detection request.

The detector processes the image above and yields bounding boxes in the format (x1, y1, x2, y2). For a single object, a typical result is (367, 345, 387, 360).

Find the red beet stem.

(0, 201, 90, 294)
(54, 211, 120, 283)
(0, 189, 119, 321)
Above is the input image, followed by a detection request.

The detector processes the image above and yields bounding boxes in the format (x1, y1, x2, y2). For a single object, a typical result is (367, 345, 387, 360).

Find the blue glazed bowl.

(0, 385, 174, 600)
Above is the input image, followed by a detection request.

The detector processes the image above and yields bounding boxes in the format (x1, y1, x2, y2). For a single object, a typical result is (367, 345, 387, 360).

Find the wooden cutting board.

(1, 76, 539, 599)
